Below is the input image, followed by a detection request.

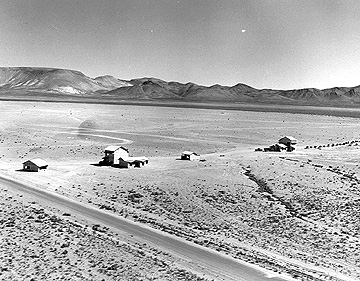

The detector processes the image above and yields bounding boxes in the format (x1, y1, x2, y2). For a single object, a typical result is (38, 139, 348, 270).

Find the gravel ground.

(1, 101, 360, 280)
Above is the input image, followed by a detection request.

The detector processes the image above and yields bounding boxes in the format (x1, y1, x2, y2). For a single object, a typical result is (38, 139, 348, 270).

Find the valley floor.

(1, 101, 360, 280)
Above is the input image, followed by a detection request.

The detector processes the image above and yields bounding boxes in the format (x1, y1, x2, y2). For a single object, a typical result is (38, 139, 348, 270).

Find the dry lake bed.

(1, 100, 360, 281)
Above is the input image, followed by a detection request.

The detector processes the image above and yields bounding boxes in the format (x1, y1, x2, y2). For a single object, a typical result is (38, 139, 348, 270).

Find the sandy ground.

(1, 101, 360, 280)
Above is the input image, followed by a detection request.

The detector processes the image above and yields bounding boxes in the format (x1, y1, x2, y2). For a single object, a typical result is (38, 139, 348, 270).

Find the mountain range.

(1, 67, 360, 106)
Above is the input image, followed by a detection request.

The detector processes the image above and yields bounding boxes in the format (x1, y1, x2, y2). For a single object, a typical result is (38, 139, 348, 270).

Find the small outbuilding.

(118, 156, 149, 168)
(101, 146, 129, 166)
(278, 136, 298, 146)
(181, 151, 200, 161)
(23, 159, 48, 172)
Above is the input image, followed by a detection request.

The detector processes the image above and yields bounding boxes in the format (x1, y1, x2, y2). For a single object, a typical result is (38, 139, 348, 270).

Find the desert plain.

(1, 100, 360, 280)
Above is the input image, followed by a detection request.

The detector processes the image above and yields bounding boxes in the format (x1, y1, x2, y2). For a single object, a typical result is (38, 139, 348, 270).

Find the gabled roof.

(279, 136, 297, 143)
(182, 151, 199, 156)
(279, 136, 297, 141)
(104, 146, 129, 153)
(23, 158, 48, 168)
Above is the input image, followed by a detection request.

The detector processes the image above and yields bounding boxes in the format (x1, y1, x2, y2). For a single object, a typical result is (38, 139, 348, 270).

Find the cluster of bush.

(305, 140, 360, 149)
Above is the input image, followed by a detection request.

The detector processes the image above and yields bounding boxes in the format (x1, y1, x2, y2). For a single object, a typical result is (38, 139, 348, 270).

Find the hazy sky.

(1, 0, 360, 90)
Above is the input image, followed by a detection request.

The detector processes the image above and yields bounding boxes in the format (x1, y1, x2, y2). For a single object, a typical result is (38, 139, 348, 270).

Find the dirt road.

(0, 175, 293, 281)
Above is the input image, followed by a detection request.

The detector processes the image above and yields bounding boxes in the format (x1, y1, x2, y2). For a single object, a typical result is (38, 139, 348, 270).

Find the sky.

(1, 0, 360, 90)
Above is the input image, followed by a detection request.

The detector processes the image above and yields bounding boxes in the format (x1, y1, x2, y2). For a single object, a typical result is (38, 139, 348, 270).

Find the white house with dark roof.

(181, 151, 200, 161)
(23, 159, 48, 172)
(101, 146, 129, 165)
(118, 156, 149, 168)
(278, 136, 297, 146)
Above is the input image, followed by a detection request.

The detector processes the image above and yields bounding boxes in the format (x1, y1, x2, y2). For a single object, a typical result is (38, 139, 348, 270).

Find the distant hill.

(0, 67, 131, 95)
(104, 78, 261, 101)
(1, 67, 360, 106)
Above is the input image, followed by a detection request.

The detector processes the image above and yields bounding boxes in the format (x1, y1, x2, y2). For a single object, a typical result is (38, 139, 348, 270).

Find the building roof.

(104, 146, 129, 152)
(279, 136, 297, 142)
(23, 158, 49, 168)
(181, 151, 199, 156)
(120, 156, 148, 163)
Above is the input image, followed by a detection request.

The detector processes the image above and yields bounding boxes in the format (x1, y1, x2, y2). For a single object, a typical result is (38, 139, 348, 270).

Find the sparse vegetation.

(1, 100, 360, 280)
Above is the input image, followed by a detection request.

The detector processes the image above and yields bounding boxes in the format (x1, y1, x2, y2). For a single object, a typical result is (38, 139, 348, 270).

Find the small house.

(101, 146, 129, 165)
(181, 151, 200, 161)
(23, 159, 48, 172)
(278, 136, 297, 146)
(118, 156, 149, 168)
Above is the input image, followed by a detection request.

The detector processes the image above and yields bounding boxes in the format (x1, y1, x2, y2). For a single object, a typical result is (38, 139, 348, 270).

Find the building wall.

(189, 154, 200, 161)
(181, 154, 200, 161)
(108, 153, 115, 164)
(118, 158, 129, 168)
(113, 150, 129, 165)
(23, 162, 39, 172)
(103, 149, 129, 165)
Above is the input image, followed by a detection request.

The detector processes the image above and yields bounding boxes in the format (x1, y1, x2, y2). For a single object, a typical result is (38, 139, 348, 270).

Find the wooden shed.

(101, 146, 129, 165)
(118, 156, 149, 168)
(278, 136, 297, 146)
(23, 159, 48, 172)
(181, 151, 200, 161)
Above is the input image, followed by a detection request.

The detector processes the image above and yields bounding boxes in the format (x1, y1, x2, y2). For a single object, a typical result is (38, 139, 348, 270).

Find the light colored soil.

(0, 190, 210, 281)
(1, 101, 360, 280)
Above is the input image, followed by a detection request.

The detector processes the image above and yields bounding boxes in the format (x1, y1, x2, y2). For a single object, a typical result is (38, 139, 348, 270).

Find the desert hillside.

(1, 67, 360, 106)
(0, 67, 131, 96)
